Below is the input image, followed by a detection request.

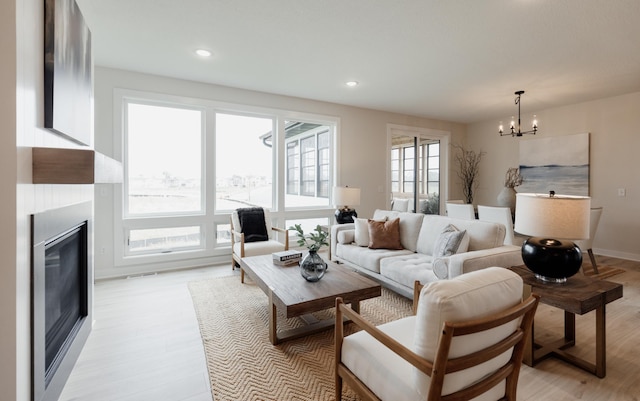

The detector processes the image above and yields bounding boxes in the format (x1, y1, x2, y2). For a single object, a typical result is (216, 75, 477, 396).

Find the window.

(123, 100, 205, 256)
(389, 125, 449, 215)
(125, 102, 203, 216)
(214, 113, 274, 211)
(284, 121, 333, 208)
(115, 90, 338, 266)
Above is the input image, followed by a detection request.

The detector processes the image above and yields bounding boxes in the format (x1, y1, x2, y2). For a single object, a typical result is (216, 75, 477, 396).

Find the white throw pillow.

(432, 224, 469, 258)
(354, 218, 370, 247)
(432, 258, 449, 280)
(354, 216, 387, 247)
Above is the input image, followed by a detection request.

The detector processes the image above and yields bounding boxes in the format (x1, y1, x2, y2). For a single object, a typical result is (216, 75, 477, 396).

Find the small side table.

(508, 265, 623, 378)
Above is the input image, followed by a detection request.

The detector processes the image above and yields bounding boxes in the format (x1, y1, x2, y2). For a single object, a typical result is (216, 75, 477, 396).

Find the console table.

(508, 265, 623, 378)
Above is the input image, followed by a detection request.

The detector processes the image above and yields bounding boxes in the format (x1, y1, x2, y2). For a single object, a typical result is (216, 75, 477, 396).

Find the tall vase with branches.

(452, 143, 485, 204)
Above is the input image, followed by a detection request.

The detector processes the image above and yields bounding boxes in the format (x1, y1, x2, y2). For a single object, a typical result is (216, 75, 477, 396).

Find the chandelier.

(499, 90, 538, 137)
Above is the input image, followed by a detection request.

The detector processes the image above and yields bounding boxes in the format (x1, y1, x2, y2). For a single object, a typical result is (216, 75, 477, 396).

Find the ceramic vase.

(497, 187, 517, 213)
(300, 250, 327, 282)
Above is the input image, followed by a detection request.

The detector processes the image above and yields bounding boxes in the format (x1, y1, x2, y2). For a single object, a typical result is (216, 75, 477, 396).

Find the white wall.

(94, 67, 467, 278)
(1, 0, 94, 399)
(467, 92, 640, 261)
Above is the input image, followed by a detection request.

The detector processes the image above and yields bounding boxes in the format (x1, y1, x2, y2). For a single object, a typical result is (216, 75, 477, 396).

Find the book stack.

(272, 250, 303, 266)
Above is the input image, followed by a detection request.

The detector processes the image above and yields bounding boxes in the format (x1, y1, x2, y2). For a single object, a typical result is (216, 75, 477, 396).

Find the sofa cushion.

(335, 244, 412, 274)
(368, 218, 403, 250)
(396, 212, 425, 252)
(412, 267, 523, 397)
(432, 224, 469, 257)
(379, 254, 440, 288)
(370, 210, 424, 252)
(416, 216, 505, 255)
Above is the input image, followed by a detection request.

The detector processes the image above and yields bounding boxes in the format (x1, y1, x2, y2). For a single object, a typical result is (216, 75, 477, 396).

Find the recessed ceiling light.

(345, 81, 359, 87)
(195, 49, 212, 57)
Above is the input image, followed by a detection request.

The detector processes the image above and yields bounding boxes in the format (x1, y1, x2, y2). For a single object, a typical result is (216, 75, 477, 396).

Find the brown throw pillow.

(368, 218, 403, 250)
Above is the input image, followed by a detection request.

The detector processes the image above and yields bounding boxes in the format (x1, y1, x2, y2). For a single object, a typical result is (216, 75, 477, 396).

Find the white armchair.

(335, 267, 539, 401)
(230, 207, 288, 283)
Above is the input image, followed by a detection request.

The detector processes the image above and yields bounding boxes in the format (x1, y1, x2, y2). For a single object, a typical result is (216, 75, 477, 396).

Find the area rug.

(188, 275, 413, 401)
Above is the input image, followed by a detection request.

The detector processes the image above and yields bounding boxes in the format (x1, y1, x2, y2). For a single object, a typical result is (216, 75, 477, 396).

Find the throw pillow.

(368, 218, 403, 250)
(432, 224, 467, 257)
(354, 216, 387, 247)
(432, 258, 449, 280)
(354, 218, 370, 247)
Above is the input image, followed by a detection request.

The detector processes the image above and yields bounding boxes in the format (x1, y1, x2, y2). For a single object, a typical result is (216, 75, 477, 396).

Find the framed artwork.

(44, 0, 92, 146)
(518, 133, 590, 196)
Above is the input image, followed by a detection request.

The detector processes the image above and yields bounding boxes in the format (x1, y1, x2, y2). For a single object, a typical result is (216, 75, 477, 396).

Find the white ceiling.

(76, 0, 640, 124)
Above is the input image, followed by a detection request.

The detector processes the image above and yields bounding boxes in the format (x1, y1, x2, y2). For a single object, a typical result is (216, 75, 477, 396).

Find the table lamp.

(333, 186, 360, 224)
(514, 192, 590, 282)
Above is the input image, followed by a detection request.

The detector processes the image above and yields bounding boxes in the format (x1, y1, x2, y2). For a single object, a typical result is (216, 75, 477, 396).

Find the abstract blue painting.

(518, 133, 590, 196)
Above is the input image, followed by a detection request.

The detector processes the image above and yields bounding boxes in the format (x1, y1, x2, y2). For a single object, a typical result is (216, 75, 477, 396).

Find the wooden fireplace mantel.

(32, 147, 123, 184)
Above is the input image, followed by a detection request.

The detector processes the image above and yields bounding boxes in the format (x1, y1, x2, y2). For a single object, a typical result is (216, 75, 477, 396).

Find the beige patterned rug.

(188, 275, 413, 401)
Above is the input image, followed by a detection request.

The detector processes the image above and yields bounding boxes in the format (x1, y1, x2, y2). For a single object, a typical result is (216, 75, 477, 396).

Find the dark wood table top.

(508, 265, 623, 315)
(240, 254, 381, 317)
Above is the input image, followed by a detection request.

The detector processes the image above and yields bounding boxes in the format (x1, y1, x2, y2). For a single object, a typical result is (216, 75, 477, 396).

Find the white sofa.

(330, 209, 523, 299)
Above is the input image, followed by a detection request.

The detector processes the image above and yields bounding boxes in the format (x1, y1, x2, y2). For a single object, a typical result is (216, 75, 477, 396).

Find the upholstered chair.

(335, 267, 539, 401)
(445, 202, 476, 220)
(230, 207, 288, 282)
(477, 205, 526, 246)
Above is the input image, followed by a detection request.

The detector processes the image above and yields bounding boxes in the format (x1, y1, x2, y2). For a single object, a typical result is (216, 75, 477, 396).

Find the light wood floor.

(60, 256, 640, 401)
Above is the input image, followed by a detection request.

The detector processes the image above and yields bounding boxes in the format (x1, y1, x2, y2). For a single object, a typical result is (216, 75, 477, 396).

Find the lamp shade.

(514, 193, 591, 240)
(333, 186, 360, 207)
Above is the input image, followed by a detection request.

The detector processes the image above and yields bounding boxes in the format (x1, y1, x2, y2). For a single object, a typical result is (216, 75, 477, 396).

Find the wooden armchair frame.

(335, 281, 539, 401)
(230, 216, 289, 283)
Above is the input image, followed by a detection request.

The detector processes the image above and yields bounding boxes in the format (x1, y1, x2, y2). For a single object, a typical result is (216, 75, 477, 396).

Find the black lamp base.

(335, 208, 357, 224)
(521, 237, 583, 283)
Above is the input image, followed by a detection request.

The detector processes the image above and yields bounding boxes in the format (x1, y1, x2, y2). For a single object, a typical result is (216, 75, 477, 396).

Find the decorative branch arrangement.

(504, 167, 524, 188)
(289, 224, 329, 252)
(452, 143, 485, 204)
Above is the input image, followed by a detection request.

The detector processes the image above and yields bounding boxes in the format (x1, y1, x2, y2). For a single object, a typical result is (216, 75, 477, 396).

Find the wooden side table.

(508, 265, 623, 378)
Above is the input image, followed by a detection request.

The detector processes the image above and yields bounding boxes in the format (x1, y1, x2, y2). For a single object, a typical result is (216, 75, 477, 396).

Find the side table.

(508, 265, 623, 378)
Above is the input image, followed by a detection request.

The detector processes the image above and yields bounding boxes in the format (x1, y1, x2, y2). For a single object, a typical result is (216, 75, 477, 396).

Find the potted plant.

(452, 143, 485, 205)
(289, 224, 329, 282)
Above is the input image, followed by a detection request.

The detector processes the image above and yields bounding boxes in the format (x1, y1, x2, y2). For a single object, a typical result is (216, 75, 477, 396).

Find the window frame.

(387, 124, 450, 214)
(113, 89, 339, 267)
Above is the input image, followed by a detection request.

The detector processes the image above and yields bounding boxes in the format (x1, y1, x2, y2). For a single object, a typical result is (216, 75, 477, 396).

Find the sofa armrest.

(445, 245, 523, 278)
(330, 223, 355, 261)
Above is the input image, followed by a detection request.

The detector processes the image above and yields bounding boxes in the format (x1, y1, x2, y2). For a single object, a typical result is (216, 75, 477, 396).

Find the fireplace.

(32, 201, 93, 401)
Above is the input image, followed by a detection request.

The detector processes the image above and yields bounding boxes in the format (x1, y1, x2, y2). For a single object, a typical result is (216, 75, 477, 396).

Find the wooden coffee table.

(508, 265, 623, 378)
(239, 254, 381, 345)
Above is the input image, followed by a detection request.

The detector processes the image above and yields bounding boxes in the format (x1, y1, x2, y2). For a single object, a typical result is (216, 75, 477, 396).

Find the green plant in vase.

(288, 224, 329, 282)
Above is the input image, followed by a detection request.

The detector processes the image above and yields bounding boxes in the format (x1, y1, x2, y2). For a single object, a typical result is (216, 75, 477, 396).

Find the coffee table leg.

(268, 289, 278, 345)
(351, 300, 360, 314)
